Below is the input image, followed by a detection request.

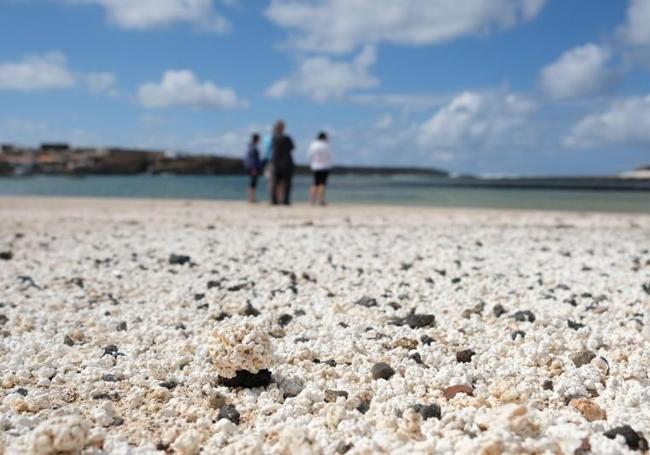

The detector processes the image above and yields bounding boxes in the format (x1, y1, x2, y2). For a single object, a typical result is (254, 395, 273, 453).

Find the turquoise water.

(0, 174, 648, 213)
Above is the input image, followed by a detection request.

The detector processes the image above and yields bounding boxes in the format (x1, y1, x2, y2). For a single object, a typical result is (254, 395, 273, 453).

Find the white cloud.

(418, 90, 536, 149)
(349, 92, 451, 111)
(0, 52, 76, 91)
(0, 52, 117, 95)
(267, 46, 379, 101)
(64, 0, 229, 33)
(619, 0, 650, 45)
(138, 70, 247, 109)
(540, 44, 614, 100)
(565, 95, 650, 148)
(266, 0, 547, 53)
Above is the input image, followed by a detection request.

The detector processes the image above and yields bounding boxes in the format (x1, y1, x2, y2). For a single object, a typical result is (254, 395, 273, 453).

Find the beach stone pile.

(0, 198, 649, 454)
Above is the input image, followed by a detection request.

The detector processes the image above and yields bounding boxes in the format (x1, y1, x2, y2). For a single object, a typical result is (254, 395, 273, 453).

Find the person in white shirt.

(308, 132, 333, 206)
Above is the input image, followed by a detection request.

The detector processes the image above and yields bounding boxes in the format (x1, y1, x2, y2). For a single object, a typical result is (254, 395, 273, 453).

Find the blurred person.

(261, 130, 274, 203)
(243, 133, 262, 203)
(271, 120, 295, 205)
(308, 131, 333, 206)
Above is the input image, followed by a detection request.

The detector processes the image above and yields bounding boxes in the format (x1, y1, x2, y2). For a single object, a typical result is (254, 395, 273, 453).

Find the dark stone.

(324, 359, 337, 367)
(243, 302, 260, 317)
(511, 330, 526, 340)
(159, 381, 177, 390)
(388, 301, 401, 310)
(409, 352, 423, 364)
(217, 404, 241, 425)
(604, 425, 648, 451)
(278, 314, 293, 327)
(371, 362, 395, 380)
(215, 312, 230, 321)
(294, 337, 310, 343)
(336, 442, 353, 454)
(324, 389, 349, 402)
(390, 310, 436, 329)
(493, 304, 507, 318)
(512, 310, 535, 322)
(116, 321, 127, 332)
(420, 335, 435, 345)
(112, 416, 125, 426)
(197, 303, 209, 310)
(63, 335, 75, 346)
(451, 277, 462, 284)
(355, 296, 378, 308)
(175, 323, 186, 330)
(567, 320, 586, 330)
(0, 251, 13, 260)
(356, 399, 371, 414)
(92, 391, 120, 401)
(542, 380, 554, 391)
(456, 349, 476, 363)
(565, 297, 578, 307)
(217, 369, 272, 388)
(294, 309, 306, 317)
(207, 280, 222, 289)
(70, 277, 84, 288)
(411, 403, 441, 420)
(571, 350, 596, 368)
(15, 388, 28, 396)
(101, 345, 124, 359)
(102, 374, 119, 382)
(227, 283, 247, 292)
(194, 293, 205, 301)
(169, 254, 191, 266)
(0, 314, 8, 326)
(642, 282, 650, 295)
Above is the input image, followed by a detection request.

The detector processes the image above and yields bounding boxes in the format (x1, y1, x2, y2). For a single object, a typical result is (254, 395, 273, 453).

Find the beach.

(1, 197, 649, 454)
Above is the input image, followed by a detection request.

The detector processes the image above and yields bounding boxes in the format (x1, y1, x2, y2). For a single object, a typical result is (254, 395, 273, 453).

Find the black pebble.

(194, 293, 205, 301)
(217, 404, 241, 425)
(371, 362, 395, 380)
(102, 374, 119, 382)
(642, 282, 650, 295)
(63, 335, 75, 346)
(420, 335, 434, 345)
(397, 311, 436, 329)
(324, 359, 337, 367)
(511, 330, 526, 340)
(159, 381, 177, 390)
(512, 310, 536, 322)
(542, 380, 554, 391)
(604, 425, 648, 451)
(572, 350, 596, 368)
(15, 388, 28, 396)
(278, 314, 293, 327)
(243, 302, 260, 317)
(0, 251, 12, 260)
(294, 309, 306, 317)
(215, 312, 230, 321)
(456, 349, 476, 363)
(567, 320, 586, 330)
(169, 254, 191, 266)
(411, 403, 441, 420)
(116, 321, 127, 332)
(409, 352, 423, 364)
(207, 280, 221, 289)
(217, 369, 272, 388)
(0, 314, 8, 326)
(355, 296, 378, 308)
(493, 304, 507, 318)
(101, 345, 123, 358)
(336, 442, 353, 454)
(356, 399, 371, 414)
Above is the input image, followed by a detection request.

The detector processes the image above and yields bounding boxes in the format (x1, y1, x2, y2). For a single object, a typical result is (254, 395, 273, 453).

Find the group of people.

(243, 120, 333, 206)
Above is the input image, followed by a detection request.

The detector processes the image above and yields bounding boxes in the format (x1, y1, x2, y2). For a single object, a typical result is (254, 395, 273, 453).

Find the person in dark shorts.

(270, 120, 295, 205)
(243, 133, 262, 203)
(308, 131, 332, 206)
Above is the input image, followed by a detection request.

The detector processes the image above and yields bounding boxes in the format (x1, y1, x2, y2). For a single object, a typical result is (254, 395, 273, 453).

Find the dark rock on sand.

(278, 314, 293, 327)
(571, 350, 596, 368)
(356, 399, 371, 414)
(511, 330, 526, 340)
(0, 251, 13, 260)
(169, 254, 191, 266)
(604, 425, 648, 451)
(513, 310, 536, 322)
(63, 335, 75, 346)
(218, 404, 241, 425)
(409, 352, 424, 365)
(336, 442, 353, 454)
(542, 380, 554, 391)
(567, 320, 586, 330)
(101, 345, 124, 359)
(243, 302, 260, 317)
(15, 388, 28, 396)
(411, 403, 441, 420)
(194, 293, 205, 301)
(456, 349, 476, 363)
(643, 282, 650, 295)
(159, 381, 177, 390)
(116, 321, 127, 332)
(443, 384, 474, 399)
(355, 296, 378, 308)
(0, 314, 7, 326)
(493, 304, 507, 318)
(218, 369, 272, 388)
(390, 310, 436, 329)
(371, 362, 395, 380)
(102, 374, 119, 382)
(207, 280, 222, 290)
(420, 335, 434, 345)
(324, 389, 349, 402)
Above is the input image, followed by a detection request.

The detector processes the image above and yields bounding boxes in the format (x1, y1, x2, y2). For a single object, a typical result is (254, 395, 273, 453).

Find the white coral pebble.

(31, 415, 89, 454)
(209, 320, 273, 378)
(171, 429, 201, 455)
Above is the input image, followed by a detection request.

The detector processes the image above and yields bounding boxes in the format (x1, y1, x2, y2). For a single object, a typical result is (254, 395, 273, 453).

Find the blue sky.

(1, 0, 649, 175)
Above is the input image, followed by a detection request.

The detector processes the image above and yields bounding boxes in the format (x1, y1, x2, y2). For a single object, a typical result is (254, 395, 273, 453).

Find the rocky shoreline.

(1, 198, 649, 453)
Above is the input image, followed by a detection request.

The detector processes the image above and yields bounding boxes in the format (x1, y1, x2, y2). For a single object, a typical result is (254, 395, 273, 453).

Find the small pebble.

(493, 304, 507, 318)
(169, 254, 191, 266)
(456, 349, 476, 363)
(411, 403, 441, 420)
(217, 369, 272, 388)
(0, 251, 12, 260)
(603, 425, 648, 451)
(511, 330, 526, 340)
(371, 362, 395, 380)
(355, 296, 378, 308)
(443, 384, 474, 399)
(571, 350, 596, 368)
(512, 310, 535, 322)
(217, 404, 240, 425)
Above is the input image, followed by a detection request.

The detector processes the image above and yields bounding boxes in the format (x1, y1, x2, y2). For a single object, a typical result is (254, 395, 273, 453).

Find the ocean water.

(0, 174, 648, 213)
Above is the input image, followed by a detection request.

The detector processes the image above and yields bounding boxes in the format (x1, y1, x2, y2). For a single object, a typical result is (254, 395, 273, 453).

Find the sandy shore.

(1, 197, 649, 454)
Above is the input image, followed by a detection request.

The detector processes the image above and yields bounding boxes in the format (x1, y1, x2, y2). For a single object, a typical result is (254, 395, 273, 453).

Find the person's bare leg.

(309, 185, 317, 205)
(317, 185, 327, 205)
(276, 181, 286, 205)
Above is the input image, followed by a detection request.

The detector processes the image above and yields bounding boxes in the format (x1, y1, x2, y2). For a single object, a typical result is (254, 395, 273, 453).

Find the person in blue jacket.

(243, 133, 263, 203)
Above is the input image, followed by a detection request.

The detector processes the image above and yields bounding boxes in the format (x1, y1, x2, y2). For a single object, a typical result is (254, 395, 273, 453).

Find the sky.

(0, 0, 649, 176)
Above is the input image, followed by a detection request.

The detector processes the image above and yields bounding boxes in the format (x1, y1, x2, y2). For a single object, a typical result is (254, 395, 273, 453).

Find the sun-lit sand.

(1, 197, 649, 454)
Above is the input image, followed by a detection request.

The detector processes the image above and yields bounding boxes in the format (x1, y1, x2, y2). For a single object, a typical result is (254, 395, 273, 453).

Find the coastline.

(1, 197, 649, 453)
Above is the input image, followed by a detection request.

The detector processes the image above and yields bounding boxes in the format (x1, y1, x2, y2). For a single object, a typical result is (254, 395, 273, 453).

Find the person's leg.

(283, 173, 292, 205)
(317, 185, 326, 205)
(271, 173, 278, 205)
(248, 175, 257, 203)
(275, 174, 286, 205)
(310, 172, 317, 205)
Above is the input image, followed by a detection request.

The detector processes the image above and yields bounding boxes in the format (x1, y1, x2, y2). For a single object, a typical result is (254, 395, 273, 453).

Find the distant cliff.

(0, 144, 448, 177)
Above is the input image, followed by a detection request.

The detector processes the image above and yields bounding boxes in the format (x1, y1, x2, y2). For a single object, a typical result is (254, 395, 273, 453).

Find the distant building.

(1, 144, 15, 153)
(40, 143, 70, 151)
